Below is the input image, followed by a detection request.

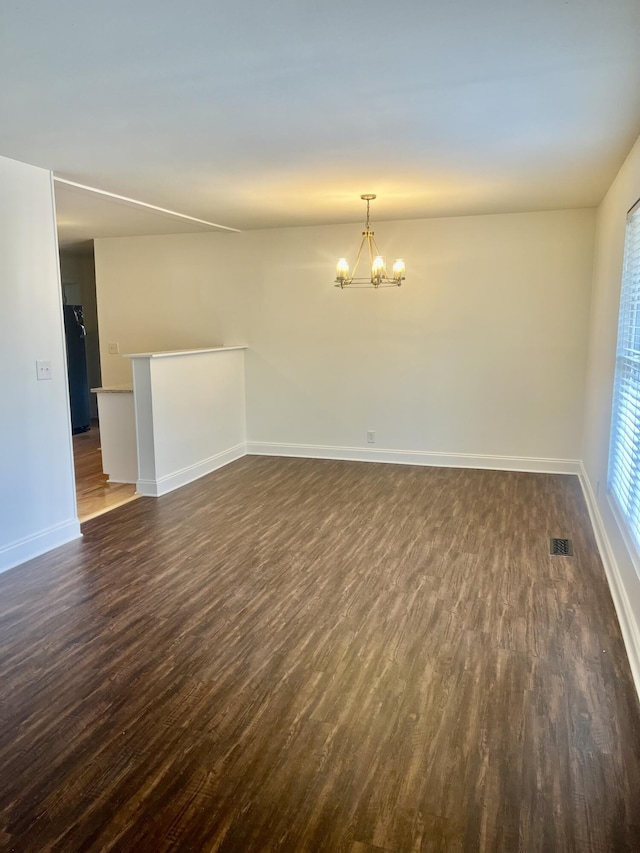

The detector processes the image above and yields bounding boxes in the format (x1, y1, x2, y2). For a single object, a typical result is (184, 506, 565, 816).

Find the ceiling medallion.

(335, 194, 405, 289)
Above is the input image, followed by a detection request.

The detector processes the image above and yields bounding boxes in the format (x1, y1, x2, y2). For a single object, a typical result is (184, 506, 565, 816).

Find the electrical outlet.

(108, 342, 120, 354)
(367, 430, 375, 444)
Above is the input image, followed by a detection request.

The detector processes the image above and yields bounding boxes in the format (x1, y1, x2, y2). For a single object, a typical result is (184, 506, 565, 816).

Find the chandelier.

(335, 194, 405, 288)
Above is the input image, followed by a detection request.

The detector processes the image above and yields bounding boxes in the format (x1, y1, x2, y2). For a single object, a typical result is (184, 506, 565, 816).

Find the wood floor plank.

(0, 458, 639, 851)
(72, 422, 137, 522)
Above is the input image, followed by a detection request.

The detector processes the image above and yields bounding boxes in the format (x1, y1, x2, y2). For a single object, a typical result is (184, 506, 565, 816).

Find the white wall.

(242, 211, 595, 465)
(95, 209, 595, 467)
(131, 348, 246, 496)
(0, 156, 80, 573)
(581, 133, 640, 692)
(94, 232, 246, 386)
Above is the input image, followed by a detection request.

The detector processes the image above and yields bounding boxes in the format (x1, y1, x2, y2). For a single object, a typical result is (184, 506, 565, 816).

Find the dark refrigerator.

(63, 304, 91, 433)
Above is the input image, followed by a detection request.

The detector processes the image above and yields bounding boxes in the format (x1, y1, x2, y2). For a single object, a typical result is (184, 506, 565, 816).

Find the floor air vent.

(550, 538, 573, 556)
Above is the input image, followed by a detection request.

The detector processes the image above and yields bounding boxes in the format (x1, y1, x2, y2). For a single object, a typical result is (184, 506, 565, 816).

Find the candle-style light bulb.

(336, 258, 350, 282)
(371, 256, 385, 284)
(392, 259, 405, 282)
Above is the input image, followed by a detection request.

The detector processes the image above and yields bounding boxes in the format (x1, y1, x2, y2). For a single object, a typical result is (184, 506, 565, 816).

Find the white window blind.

(609, 200, 640, 550)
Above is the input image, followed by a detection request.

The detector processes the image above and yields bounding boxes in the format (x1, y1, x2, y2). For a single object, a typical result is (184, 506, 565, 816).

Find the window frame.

(608, 197, 640, 576)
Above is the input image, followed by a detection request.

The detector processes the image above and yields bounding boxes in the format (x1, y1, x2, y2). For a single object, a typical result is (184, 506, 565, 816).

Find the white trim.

(578, 462, 640, 702)
(0, 520, 82, 575)
(246, 442, 581, 474)
(136, 442, 247, 497)
(607, 489, 640, 583)
(50, 171, 80, 525)
(53, 177, 240, 233)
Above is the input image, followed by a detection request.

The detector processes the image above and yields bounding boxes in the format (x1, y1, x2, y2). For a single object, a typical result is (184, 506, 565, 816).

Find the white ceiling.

(2, 0, 640, 247)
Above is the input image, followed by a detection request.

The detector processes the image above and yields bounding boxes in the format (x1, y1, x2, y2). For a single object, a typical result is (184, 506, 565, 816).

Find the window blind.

(609, 200, 640, 550)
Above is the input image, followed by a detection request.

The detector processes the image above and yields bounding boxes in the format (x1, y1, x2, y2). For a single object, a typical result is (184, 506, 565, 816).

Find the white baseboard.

(0, 519, 82, 575)
(246, 442, 582, 475)
(137, 442, 247, 497)
(578, 463, 640, 703)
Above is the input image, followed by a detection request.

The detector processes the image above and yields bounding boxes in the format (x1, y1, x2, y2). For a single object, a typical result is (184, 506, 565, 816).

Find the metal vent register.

(550, 538, 573, 556)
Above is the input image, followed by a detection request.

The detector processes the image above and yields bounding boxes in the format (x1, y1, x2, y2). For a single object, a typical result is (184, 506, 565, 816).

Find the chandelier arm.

(350, 233, 368, 281)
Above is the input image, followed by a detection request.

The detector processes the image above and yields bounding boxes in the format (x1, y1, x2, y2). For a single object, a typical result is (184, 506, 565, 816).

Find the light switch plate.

(36, 360, 52, 380)
(108, 342, 120, 354)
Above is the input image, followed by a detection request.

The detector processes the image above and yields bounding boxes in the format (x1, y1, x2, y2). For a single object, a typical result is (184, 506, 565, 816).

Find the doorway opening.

(60, 244, 137, 522)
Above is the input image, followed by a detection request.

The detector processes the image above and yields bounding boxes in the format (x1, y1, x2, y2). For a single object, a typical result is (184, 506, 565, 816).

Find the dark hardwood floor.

(0, 457, 639, 851)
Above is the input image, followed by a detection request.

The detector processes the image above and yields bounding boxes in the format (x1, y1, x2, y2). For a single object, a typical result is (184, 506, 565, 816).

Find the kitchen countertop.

(90, 385, 133, 393)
